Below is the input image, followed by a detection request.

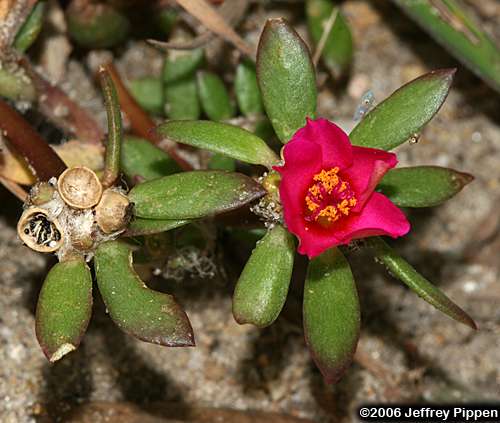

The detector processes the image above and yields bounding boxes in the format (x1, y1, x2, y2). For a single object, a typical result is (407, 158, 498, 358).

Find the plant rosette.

(158, 18, 477, 384)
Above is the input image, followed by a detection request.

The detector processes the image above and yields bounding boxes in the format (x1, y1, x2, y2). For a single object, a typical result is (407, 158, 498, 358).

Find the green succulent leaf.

(129, 170, 266, 219)
(0, 67, 36, 102)
(14, 1, 46, 52)
(350, 69, 454, 150)
(304, 248, 360, 384)
(66, 2, 130, 48)
(157, 120, 279, 167)
(366, 237, 476, 329)
(121, 136, 180, 182)
(379, 166, 473, 207)
(129, 77, 164, 115)
(235, 60, 264, 117)
(197, 71, 235, 121)
(162, 49, 204, 84)
(125, 217, 190, 237)
(257, 18, 317, 143)
(393, 0, 500, 94)
(233, 225, 295, 328)
(35, 259, 93, 362)
(94, 241, 195, 346)
(306, 0, 353, 76)
(164, 75, 201, 120)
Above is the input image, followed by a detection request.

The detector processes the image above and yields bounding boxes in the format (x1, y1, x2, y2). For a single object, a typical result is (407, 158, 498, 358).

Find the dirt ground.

(0, 1, 499, 422)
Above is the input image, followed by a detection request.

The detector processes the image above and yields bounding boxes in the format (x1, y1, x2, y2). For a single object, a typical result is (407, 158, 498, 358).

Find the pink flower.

(273, 118, 410, 258)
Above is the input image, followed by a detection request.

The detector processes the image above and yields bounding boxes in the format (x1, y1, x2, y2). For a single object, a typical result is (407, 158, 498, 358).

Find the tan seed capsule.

(95, 189, 131, 234)
(17, 207, 64, 253)
(57, 166, 102, 209)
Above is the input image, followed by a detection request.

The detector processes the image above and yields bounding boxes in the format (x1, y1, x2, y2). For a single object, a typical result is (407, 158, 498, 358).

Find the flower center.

(304, 167, 357, 227)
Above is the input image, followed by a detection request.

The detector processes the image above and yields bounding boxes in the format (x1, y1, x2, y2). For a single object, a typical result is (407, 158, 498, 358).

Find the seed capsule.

(17, 207, 64, 253)
(95, 189, 131, 234)
(57, 166, 102, 209)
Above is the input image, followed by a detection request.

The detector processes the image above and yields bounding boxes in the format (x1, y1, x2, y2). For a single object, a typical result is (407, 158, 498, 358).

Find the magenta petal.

(337, 192, 410, 243)
(291, 118, 353, 170)
(274, 139, 322, 249)
(346, 146, 397, 210)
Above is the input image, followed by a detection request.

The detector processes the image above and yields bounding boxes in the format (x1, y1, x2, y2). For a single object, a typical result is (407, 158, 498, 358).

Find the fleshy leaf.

(306, 0, 353, 76)
(366, 237, 476, 329)
(125, 217, 190, 237)
(350, 69, 454, 150)
(304, 248, 360, 383)
(379, 166, 473, 207)
(393, 0, 500, 94)
(197, 71, 235, 121)
(164, 74, 201, 120)
(233, 225, 295, 328)
(129, 170, 266, 219)
(129, 77, 164, 115)
(235, 60, 264, 117)
(157, 120, 279, 167)
(208, 153, 236, 171)
(35, 259, 93, 362)
(94, 241, 195, 346)
(121, 136, 180, 182)
(257, 18, 317, 143)
(162, 49, 204, 84)
(14, 1, 46, 52)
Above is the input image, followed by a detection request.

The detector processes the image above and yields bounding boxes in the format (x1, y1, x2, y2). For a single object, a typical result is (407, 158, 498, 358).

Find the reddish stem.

(102, 63, 193, 171)
(0, 99, 67, 181)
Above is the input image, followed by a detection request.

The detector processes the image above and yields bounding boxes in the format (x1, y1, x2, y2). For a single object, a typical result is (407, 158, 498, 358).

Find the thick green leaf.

(304, 248, 360, 384)
(94, 241, 194, 346)
(121, 136, 180, 182)
(235, 60, 264, 117)
(366, 237, 476, 329)
(35, 259, 93, 362)
(350, 69, 454, 150)
(162, 49, 204, 84)
(197, 71, 235, 121)
(164, 75, 200, 120)
(0, 67, 36, 102)
(129, 170, 266, 219)
(233, 225, 295, 328)
(66, 2, 129, 48)
(125, 217, 190, 237)
(393, 0, 500, 94)
(129, 77, 164, 115)
(157, 120, 279, 167)
(379, 166, 473, 207)
(306, 0, 353, 76)
(14, 1, 45, 52)
(257, 18, 317, 143)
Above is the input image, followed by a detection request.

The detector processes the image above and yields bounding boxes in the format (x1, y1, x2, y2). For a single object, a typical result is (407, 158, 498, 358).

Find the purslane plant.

(6, 15, 476, 383)
(10, 68, 264, 362)
(158, 18, 476, 383)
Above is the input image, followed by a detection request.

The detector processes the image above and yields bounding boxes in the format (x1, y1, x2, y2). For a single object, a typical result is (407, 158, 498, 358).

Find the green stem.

(99, 66, 122, 188)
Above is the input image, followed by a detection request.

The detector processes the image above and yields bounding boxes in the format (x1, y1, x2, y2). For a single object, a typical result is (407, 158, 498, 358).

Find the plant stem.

(99, 66, 122, 188)
(0, 176, 27, 201)
(102, 62, 194, 171)
(0, 98, 66, 181)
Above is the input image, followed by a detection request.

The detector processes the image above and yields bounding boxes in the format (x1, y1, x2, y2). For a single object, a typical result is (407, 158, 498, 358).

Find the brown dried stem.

(0, 98, 67, 181)
(102, 62, 193, 171)
(0, 0, 37, 52)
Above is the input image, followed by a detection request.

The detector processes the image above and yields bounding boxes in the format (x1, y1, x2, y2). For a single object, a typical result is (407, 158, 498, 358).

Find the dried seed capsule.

(17, 207, 64, 253)
(95, 189, 131, 234)
(57, 166, 102, 209)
